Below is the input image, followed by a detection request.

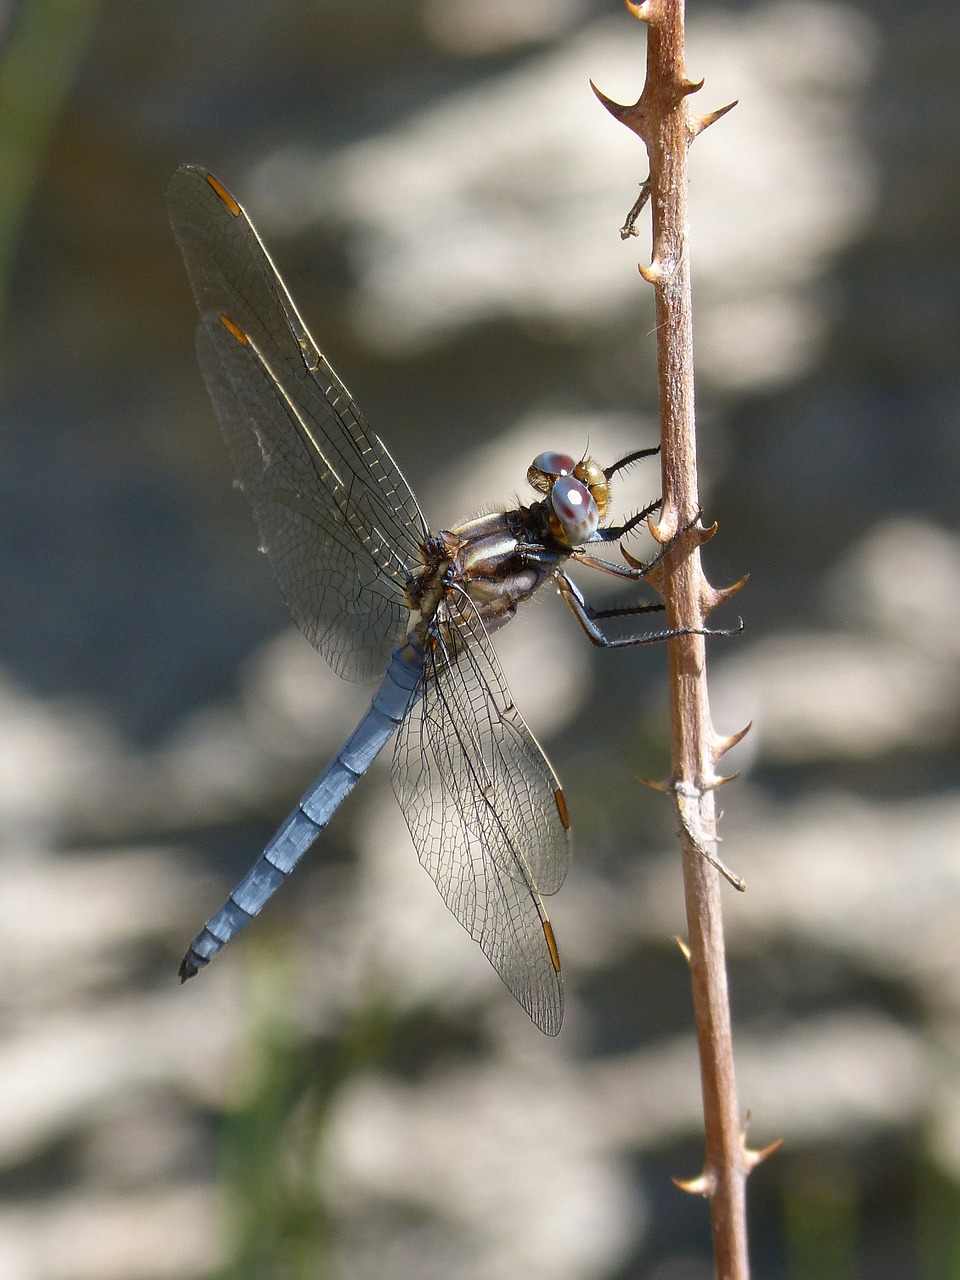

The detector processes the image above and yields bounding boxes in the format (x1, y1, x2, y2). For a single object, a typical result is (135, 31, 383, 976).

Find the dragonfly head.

(527, 451, 610, 546)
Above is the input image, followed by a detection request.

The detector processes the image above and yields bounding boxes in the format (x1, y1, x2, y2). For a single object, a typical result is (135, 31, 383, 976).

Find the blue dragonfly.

(168, 165, 685, 1035)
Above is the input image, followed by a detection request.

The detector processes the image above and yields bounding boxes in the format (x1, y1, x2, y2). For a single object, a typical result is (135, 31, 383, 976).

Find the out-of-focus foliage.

(1, 0, 959, 1277)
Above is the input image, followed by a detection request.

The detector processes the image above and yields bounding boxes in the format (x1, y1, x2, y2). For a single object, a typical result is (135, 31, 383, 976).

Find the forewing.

(168, 164, 426, 681)
(392, 589, 571, 1035)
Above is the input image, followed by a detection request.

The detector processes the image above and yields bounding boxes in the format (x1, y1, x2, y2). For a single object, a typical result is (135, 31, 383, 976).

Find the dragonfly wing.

(168, 164, 426, 682)
(196, 315, 412, 680)
(392, 589, 572, 1035)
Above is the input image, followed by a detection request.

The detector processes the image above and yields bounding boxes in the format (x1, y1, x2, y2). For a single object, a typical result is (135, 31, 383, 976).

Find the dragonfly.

(168, 164, 695, 1035)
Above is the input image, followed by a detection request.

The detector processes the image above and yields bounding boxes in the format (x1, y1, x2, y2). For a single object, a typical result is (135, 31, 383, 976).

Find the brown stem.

(592, 3, 755, 1278)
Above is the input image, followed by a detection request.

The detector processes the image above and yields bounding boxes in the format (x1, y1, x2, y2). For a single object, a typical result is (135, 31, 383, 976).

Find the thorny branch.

(591, 2, 772, 1277)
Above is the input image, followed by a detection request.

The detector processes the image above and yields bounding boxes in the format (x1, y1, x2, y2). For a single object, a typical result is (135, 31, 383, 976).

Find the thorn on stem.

(673, 1170, 714, 1197)
(714, 722, 753, 760)
(702, 572, 750, 614)
(710, 770, 743, 796)
(743, 1137, 784, 1171)
(648, 511, 676, 545)
(590, 81, 651, 142)
(589, 78, 626, 119)
(624, 0, 654, 22)
(691, 98, 739, 135)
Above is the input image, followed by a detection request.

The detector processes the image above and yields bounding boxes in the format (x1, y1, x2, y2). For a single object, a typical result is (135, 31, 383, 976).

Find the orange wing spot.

(219, 313, 249, 345)
(543, 919, 562, 973)
(205, 172, 242, 217)
(554, 788, 570, 830)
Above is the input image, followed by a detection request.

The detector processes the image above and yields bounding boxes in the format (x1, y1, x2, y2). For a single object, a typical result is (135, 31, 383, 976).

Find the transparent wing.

(392, 589, 572, 1035)
(168, 164, 427, 682)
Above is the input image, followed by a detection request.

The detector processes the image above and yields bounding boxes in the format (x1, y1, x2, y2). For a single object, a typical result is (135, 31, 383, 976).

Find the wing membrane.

(168, 164, 426, 681)
(392, 589, 571, 1035)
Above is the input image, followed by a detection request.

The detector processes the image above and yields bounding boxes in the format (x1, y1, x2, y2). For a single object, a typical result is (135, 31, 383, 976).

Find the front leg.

(565, 507, 700, 585)
(603, 444, 660, 480)
(569, 548, 652, 582)
(585, 506, 707, 586)
(517, 542, 561, 569)
(594, 496, 662, 544)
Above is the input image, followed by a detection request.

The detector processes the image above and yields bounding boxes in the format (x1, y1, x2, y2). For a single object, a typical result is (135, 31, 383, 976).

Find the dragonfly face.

(527, 450, 611, 531)
(169, 165, 668, 1035)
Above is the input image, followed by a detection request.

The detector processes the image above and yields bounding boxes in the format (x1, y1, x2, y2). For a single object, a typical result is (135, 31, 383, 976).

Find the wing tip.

(203, 171, 243, 218)
(553, 787, 571, 830)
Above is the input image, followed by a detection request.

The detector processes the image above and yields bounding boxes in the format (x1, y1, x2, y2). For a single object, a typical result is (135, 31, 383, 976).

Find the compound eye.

(532, 450, 575, 477)
(527, 450, 576, 493)
(551, 475, 600, 544)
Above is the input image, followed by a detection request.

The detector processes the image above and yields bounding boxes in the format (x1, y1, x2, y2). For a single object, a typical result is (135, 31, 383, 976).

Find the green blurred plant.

(216, 939, 396, 1280)
(0, 0, 100, 315)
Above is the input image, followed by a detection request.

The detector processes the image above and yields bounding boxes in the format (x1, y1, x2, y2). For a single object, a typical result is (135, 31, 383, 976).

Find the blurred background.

(1, 0, 958, 1275)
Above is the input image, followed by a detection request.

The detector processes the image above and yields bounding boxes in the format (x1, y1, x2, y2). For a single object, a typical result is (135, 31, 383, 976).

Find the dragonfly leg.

(572, 548, 656, 581)
(518, 543, 561, 569)
(556, 569, 741, 648)
(590, 598, 665, 621)
(603, 444, 660, 480)
(595, 496, 662, 543)
(590, 508, 710, 591)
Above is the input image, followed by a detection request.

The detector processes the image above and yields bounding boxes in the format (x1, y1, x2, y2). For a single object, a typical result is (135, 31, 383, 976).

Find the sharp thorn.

(714, 722, 753, 759)
(673, 1170, 714, 1197)
(638, 773, 673, 794)
(649, 512, 676, 544)
(590, 82, 650, 141)
(744, 1137, 784, 1170)
(589, 79, 629, 120)
(680, 75, 705, 96)
(702, 572, 750, 613)
(692, 99, 739, 134)
(624, 0, 654, 21)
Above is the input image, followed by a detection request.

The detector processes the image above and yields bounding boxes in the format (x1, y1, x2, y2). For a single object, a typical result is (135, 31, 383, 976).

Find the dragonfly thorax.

(420, 511, 554, 637)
